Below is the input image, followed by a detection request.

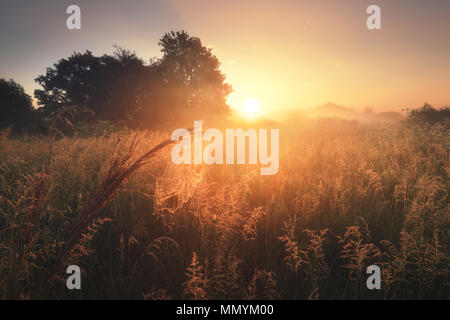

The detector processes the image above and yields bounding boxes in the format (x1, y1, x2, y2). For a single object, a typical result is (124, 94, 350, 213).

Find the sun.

(242, 98, 261, 116)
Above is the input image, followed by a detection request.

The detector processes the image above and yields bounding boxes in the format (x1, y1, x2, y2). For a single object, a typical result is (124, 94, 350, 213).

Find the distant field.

(0, 119, 448, 299)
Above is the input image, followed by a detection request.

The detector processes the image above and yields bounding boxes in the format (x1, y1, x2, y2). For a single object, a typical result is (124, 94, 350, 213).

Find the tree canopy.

(0, 78, 35, 131)
(34, 30, 232, 129)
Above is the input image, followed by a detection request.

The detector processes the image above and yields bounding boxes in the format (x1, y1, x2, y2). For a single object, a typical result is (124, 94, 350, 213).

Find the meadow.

(0, 118, 448, 299)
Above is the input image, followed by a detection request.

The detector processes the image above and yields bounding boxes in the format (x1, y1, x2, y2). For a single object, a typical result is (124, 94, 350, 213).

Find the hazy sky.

(1, 0, 449, 118)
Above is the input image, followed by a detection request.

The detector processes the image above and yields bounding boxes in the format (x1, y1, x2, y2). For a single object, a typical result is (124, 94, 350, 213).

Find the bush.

(407, 103, 450, 126)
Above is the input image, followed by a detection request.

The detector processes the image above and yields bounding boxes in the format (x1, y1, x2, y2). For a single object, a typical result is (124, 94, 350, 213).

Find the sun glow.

(242, 98, 261, 117)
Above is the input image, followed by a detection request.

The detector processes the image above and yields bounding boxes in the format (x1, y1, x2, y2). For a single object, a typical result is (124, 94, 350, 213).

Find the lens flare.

(242, 98, 260, 116)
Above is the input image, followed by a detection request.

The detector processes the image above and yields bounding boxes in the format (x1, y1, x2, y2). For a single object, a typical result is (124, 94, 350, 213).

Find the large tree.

(34, 31, 232, 129)
(151, 30, 232, 126)
(34, 48, 148, 126)
(0, 78, 35, 131)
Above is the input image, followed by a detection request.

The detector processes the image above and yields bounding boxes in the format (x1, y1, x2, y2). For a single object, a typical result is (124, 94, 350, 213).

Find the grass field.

(0, 119, 448, 299)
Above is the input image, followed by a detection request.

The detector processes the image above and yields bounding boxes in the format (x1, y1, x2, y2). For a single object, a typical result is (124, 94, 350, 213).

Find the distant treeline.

(407, 103, 450, 126)
(1, 30, 450, 134)
(0, 31, 232, 134)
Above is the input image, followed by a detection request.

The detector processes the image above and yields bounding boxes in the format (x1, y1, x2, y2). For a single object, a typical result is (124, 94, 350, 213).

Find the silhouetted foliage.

(149, 30, 232, 127)
(34, 30, 232, 130)
(407, 103, 450, 126)
(0, 78, 35, 132)
(34, 48, 147, 127)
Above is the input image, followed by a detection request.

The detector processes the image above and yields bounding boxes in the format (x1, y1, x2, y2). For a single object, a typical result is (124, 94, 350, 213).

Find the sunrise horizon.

(0, 0, 448, 306)
(2, 0, 450, 121)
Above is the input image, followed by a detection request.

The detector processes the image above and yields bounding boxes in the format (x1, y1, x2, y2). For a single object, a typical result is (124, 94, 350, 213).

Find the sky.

(1, 0, 449, 119)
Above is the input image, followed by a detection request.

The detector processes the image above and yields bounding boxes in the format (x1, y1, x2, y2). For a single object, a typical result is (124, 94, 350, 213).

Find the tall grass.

(0, 120, 448, 299)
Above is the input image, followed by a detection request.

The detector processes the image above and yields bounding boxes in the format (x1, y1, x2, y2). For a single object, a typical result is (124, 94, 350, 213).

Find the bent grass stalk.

(47, 132, 190, 287)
